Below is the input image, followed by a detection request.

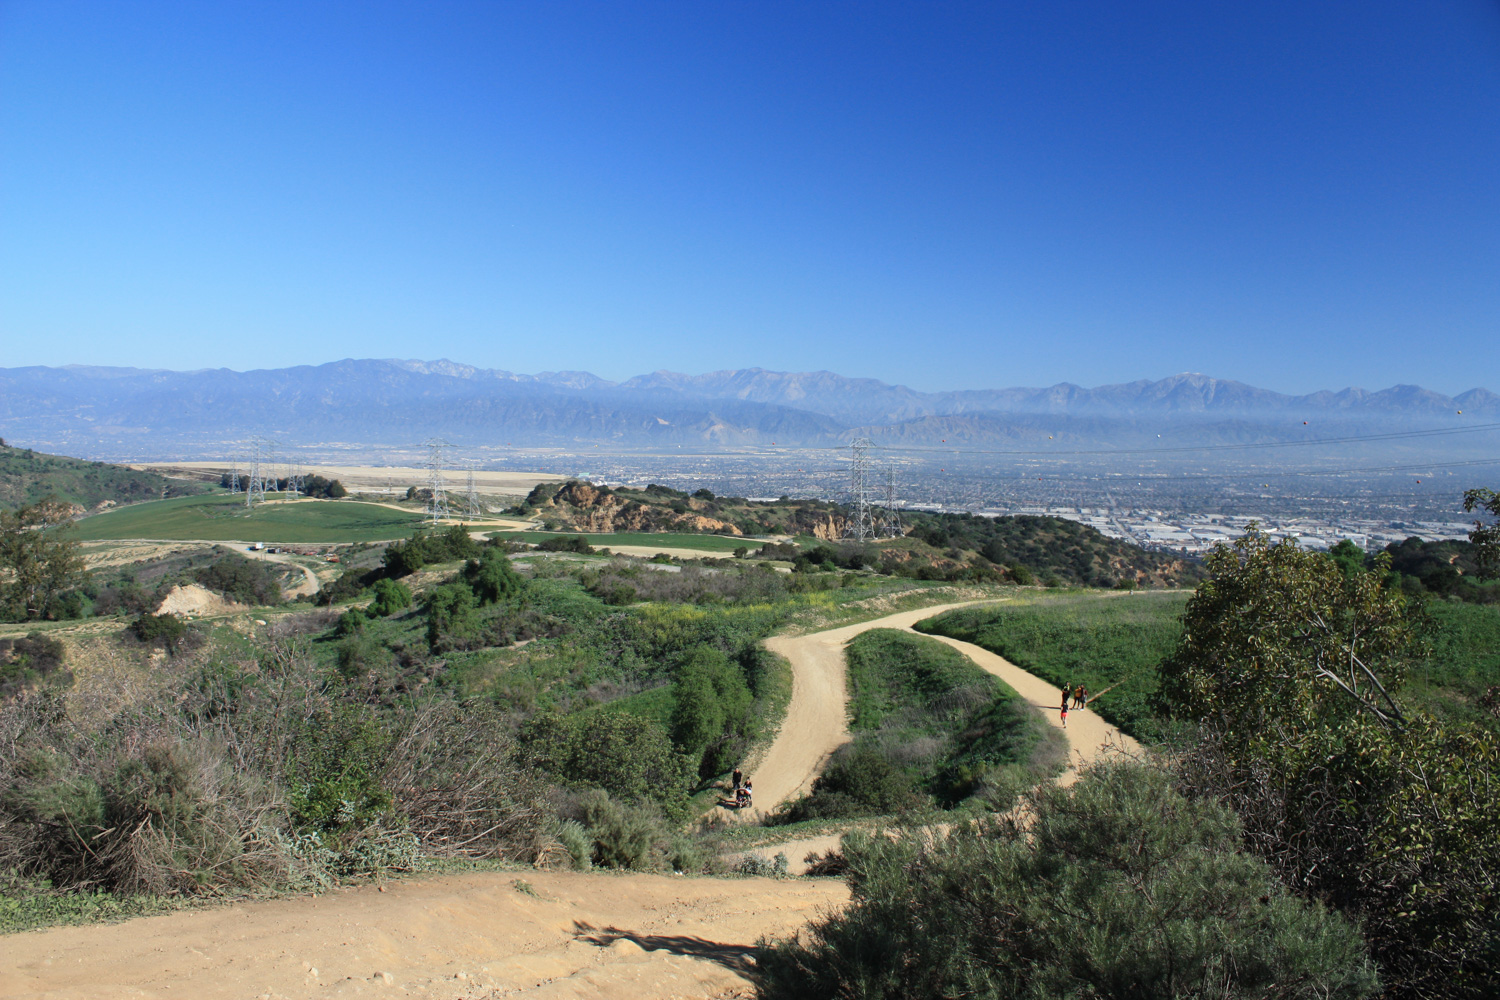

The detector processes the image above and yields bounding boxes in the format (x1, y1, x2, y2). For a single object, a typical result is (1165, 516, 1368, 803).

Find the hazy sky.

(2, 1, 1497, 394)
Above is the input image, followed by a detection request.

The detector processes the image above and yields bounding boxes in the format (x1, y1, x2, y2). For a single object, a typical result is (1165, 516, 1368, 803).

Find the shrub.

(130, 612, 189, 654)
(368, 578, 412, 617)
(0, 633, 70, 699)
(462, 551, 524, 605)
(579, 790, 667, 871)
(193, 553, 281, 606)
(535, 535, 594, 554)
(521, 712, 694, 819)
(424, 582, 479, 652)
(756, 762, 1378, 1000)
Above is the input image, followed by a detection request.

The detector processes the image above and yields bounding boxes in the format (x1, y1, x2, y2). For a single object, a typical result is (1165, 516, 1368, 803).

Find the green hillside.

(0, 442, 203, 510)
(68, 492, 426, 543)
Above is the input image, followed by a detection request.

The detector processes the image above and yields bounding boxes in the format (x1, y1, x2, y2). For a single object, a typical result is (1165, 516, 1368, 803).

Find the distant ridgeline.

(0, 440, 203, 512)
(514, 480, 1204, 588)
(0, 361, 1494, 456)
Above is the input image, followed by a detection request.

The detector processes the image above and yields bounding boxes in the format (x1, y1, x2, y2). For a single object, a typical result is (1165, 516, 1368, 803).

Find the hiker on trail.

(1073, 685, 1086, 710)
(1060, 694, 1069, 729)
(1062, 683, 1071, 709)
(732, 766, 743, 791)
(1076, 685, 1088, 711)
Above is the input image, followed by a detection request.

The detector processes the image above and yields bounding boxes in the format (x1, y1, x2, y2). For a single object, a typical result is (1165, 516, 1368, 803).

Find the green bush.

(535, 535, 594, 554)
(130, 612, 190, 653)
(462, 550, 524, 605)
(368, 577, 412, 617)
(424, 582, 479, 651)
(521, 711, 695, 819)
(580, 790, 667, 871)
(756, 762, 1378, 1000)
(193, 552, 281, 606)
(0, 633, 70, 699)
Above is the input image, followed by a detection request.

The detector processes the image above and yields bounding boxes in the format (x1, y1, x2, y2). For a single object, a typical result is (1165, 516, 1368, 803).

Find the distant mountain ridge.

(0, 361, 1492, 459)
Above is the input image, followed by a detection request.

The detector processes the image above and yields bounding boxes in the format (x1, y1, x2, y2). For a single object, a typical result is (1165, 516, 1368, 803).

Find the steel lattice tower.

(229, 453, 242, 494)
(464, 461, 482, 519)
(424, 439, 451, 522)
(842, 438, 873, 542)
(881, 465, 903, 537)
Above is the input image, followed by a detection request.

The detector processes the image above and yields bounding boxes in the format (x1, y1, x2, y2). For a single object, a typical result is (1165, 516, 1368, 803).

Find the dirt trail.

(921, 633, 1140, 783)
(731, 601, 1140, 870)
(263, 551, 322, 598)
(0, 870, 846, 1000)
(749, 602, 993, 814)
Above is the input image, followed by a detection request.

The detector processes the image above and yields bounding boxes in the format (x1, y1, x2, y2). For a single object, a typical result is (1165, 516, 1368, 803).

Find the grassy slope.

(69, 492, 424, 543)
(1407, 601, 1500, 729)
(916, 591, 1191, 739)
(0, 444, 204, 510)
(844, 628, 1061, 788)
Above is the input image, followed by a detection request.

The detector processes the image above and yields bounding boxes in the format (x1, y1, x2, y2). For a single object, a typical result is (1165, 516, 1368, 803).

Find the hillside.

(515, 480, 1202, 587)
(0, 441, 203, 511)
(517, 480, 848, 539)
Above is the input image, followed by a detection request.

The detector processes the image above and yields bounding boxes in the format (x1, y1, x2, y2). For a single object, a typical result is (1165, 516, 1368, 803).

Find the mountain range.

(0, 361, 1493, 460)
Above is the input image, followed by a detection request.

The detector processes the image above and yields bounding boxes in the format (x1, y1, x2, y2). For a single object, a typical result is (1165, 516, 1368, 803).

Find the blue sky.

(2, 1, 1497, 394)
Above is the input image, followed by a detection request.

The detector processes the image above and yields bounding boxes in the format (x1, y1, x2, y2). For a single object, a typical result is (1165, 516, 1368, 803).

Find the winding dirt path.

(750, 602, 992, 813)
(732, 600, 1141, 869)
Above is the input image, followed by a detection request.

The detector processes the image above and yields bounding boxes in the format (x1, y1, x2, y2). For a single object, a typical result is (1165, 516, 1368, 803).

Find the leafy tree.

(461, 550, 524, 605)
(669, 646, 754, 777)
(756, 762, 1377, 1000)
(424, 582, 478, 651)
(1463, 487, 1500, 578)
(368, 577, 412, 616)
(0, 500, 88, 621)
(670, 657, 723, 757)
(1328, 538, 1367, 579)
(194, 552, 281, 606)
(1161, 527, 1500, 999)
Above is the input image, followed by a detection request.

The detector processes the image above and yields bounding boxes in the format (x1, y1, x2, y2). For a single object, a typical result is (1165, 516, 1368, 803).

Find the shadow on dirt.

(573, 921, 757, 976)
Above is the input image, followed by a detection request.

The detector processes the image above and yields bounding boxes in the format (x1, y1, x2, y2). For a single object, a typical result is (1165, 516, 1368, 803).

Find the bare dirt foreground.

(0, 870, 845, 1000)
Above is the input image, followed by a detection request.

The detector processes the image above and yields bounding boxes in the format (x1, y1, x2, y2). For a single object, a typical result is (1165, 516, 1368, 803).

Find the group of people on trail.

(730, 766, 753, 810)
(1060, 683, 1088, 728)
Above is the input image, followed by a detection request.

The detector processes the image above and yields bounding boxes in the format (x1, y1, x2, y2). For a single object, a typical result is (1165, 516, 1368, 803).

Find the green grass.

(1407, 601, 1500, 729)
(67, 492, 426, 543)
(845, 629, 1053, 775)
(916, 591, 1192, 740)
(490, 530, 760, 552)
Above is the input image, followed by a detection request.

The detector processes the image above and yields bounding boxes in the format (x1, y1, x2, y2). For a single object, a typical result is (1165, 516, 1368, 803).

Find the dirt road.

(751, 602, 995, 813)
(0, 869, 846, 1000)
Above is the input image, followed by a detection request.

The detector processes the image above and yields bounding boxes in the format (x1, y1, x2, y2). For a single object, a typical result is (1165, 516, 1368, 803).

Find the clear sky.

(2, 1, 1497, 394)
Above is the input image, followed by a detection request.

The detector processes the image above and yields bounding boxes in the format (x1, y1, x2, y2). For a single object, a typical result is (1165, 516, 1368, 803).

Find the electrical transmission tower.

(463, 460, 483, 519)
(880, 465, 904, 537)
(424, 439, 451, 522)
(246, 437, 274, 508)
(229, 453, 242, 494)
(842, 438, 873, 542)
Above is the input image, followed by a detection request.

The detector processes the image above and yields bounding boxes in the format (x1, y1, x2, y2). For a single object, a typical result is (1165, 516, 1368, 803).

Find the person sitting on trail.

(735, 786, 748, 808)
(742, 779, 753, 809)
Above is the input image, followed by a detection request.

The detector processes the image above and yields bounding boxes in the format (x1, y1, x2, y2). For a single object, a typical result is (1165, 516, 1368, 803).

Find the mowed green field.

(489, 529, 761, 552)
(67, 493, 426, 543)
